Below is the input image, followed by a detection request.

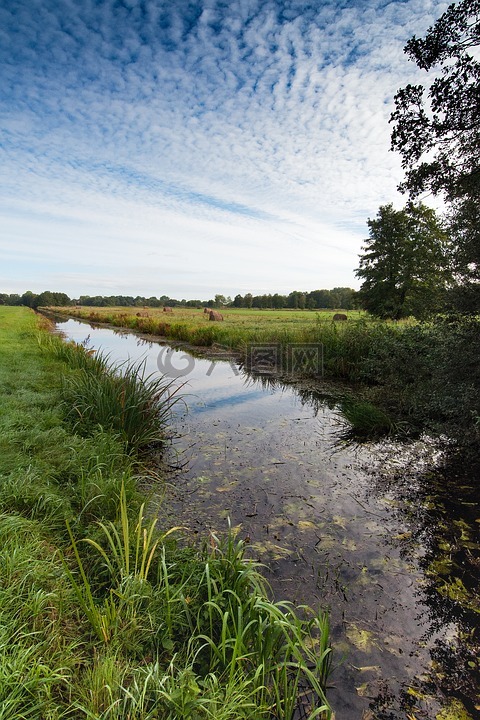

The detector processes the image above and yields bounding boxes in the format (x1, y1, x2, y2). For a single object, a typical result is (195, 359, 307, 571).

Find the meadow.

(0, 306, 333, 719)
(49, 305, 480, 442)
(50, 306, 383, 381)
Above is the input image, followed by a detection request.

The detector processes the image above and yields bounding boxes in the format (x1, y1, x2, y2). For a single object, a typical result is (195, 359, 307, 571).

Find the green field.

(0, 307, 333, 719)
(50, 306, 384, 378)
(46, 305, 480, 440)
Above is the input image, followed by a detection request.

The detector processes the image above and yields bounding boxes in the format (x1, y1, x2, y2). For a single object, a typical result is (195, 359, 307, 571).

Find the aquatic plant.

(66, 503, 333, 719)
(62, 358, 183, 454)
(338, 397, 395, 438)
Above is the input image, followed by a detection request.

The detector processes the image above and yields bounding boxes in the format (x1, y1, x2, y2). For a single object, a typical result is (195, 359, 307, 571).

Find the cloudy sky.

(1, 0, 447, 299)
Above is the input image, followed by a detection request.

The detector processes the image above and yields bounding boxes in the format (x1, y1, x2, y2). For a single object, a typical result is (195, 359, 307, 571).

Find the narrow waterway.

(55, 317, 479, 720)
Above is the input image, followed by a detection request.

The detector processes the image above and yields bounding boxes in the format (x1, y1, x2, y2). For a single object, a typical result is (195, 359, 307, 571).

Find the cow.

(333, 313, 348, 321)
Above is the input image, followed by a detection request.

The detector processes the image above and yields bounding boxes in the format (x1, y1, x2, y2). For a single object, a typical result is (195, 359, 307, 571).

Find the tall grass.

(62, 358, 183, 454)
(65, 496, 333, 719)
(1, 308, 335, 718)
(38, 332, 111, 375)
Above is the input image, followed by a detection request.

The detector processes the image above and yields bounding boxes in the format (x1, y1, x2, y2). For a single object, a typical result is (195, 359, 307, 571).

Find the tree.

(355, 203, 451, 319)
(390, 0, 480, 202)
(446, 196, 480, 311)
(390, 0, 480, 310)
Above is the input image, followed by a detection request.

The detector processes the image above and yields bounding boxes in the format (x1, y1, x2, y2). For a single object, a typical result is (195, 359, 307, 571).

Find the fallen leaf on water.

(345, 623, 378, 652)
(250, 540, 293, 560)
(356, 683, 370, 697)
(298, 520, 316, 530)
(392, 531, 412, 541)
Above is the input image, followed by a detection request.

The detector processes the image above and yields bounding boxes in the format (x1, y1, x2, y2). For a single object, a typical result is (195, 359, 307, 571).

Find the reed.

(62, 358, 183, 454)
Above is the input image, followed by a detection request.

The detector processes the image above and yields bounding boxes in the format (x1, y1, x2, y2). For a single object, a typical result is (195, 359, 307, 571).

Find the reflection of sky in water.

(55, 317, 476, 720)
(56, 319, 314, 421)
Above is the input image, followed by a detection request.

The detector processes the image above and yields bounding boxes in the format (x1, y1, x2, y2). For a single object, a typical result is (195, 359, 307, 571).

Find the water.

(55, 317, 480, 719)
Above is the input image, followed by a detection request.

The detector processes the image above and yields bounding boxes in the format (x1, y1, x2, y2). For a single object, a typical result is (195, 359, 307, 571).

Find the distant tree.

(446, 197, 480, 311)
(297, 292, 306, 310)
(32, 291, 71, 308)
(32, 291, 55, 308)
(21, 290, 36, 307)
(356, 203, 451, 319)
(331, 287, 357, 310)
(214, 294, 228, 307)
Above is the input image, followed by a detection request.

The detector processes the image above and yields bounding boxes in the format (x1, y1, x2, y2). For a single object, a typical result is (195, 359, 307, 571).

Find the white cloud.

(0, 0, 449, 298)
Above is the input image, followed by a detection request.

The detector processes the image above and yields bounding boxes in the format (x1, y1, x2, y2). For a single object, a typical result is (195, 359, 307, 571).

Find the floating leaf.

(436, 698, 474, 720)
(298, 520, 316, 531)
(333, 515, 348, 529)
(345, 623, 377, 652)
(356, 682, 370, 697)
(250, 540, 293, 560)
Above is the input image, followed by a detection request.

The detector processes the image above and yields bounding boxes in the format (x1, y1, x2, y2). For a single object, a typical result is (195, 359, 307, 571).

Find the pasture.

(52, 306, 369, 351)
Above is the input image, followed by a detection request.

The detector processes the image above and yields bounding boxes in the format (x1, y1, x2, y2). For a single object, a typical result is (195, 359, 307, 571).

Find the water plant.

(62, 358, 184, 454)
(337, 397, 395, 438)
(65, 496, 333, 719)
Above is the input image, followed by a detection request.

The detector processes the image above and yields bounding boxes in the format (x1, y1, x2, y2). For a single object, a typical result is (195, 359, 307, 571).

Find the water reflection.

(53, 316, 479, 720)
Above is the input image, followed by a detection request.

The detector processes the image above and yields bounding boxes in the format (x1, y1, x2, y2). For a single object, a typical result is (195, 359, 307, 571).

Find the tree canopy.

(390, 0, 480, 202)
(355, 203, 450, 319)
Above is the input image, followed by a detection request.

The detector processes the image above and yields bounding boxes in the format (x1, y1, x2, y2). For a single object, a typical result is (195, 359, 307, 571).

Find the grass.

(0, 307, 333, 719)
(48, 305, 402, 380)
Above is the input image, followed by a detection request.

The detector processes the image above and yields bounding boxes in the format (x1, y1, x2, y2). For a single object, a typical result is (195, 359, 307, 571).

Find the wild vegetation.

(0, 306, 333, 719)
(47, 304, 480, 444)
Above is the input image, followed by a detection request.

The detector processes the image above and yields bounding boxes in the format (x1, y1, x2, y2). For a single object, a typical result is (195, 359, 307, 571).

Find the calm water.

(56, 317, 480, 720)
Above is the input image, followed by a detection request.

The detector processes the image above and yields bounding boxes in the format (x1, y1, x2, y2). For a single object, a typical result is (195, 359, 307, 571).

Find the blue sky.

(0, 0, 447, 299)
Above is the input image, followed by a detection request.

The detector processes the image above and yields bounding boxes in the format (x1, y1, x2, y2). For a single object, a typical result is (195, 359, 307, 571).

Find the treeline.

(0, 290, 71, 309)
(230, 287, 357, 309)
(0, 287, 358, 310)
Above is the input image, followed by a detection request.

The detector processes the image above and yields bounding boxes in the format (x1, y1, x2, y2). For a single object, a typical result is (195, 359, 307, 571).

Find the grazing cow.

(209, 310, 223, 321)
(333, 313, 347, 321)
(163, 306, 173, 313)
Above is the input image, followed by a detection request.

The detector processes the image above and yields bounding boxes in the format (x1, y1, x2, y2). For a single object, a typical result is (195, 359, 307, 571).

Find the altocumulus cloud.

(0, 0, 448, 298)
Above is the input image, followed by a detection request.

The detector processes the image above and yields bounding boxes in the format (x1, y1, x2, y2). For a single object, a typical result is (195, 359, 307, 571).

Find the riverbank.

(51, 312, 480, 719)
(47, 305, 480, 443)
(0, 307, 332, 719)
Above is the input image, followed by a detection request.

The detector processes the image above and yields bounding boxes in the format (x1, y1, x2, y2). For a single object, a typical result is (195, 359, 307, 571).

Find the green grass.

(49, 305, 400, 380)
(0, 307, 333, 719)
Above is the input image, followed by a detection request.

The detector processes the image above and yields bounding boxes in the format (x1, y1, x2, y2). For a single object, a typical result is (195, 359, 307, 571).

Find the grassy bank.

(48, 305, 391, 380)
(48, 305, 480, 441)
(0, 307, 333, 719)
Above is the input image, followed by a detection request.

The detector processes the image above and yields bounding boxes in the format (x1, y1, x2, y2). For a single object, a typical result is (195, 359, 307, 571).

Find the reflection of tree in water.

(239, 366, 339, 417)
(366, 443, 480, 717)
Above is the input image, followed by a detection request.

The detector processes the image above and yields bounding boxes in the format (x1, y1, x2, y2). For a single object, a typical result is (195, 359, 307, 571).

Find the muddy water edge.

(52, 315, 479, 720)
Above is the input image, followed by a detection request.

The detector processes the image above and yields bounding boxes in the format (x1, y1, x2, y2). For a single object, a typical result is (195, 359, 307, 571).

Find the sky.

(0, 0, 448, 300)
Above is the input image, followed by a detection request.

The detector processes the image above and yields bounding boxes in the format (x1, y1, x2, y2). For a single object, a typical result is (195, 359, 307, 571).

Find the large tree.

(390, 0, 480, 201)
(356, 203, 450, 319)
(390, 0, 480, 310)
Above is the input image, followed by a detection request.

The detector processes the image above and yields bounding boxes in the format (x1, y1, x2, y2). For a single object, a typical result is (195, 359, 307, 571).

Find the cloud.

(0, 0, 450, 297)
